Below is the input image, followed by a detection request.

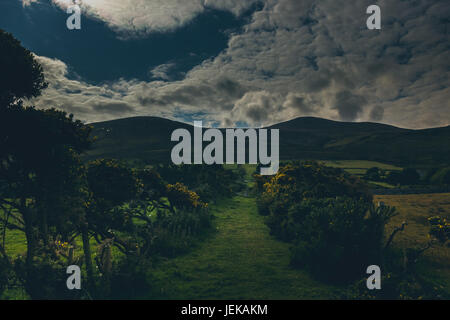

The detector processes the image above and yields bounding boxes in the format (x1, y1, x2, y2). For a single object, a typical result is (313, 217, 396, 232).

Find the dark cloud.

(215, 77, 246, 98)
(287, 96, 314, 114)
(137, 84, 215, 107)
(92, 102, 135, 115)
(305, 76, 331, 93)
(245, 106, 266, 122)
(370, 106, 384, 122)
(333, 91, 367, 121)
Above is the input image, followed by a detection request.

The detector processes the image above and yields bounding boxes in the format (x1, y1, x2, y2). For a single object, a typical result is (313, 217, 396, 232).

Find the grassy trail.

(145, 195, 341, 299)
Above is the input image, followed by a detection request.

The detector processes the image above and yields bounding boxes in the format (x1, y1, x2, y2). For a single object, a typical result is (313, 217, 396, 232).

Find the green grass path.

(146, 195, 341, 299)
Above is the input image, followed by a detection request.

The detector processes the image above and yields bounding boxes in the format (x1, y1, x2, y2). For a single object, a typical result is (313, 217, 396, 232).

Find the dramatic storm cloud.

(10, 0, 450, 128)
(23, 0, 260, 35)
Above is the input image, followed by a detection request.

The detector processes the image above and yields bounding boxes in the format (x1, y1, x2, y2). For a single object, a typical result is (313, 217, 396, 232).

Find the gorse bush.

(255, 161, 372, 205)
(255, 161, 396, 283)
(156, 164, 245, 202)
(289, 198, 396, 282)
(428, 216, 449, 244)
(166, 182, 208, 210)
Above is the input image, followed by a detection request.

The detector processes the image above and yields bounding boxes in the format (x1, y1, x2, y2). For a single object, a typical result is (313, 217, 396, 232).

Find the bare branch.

(385, 221, 407, 250)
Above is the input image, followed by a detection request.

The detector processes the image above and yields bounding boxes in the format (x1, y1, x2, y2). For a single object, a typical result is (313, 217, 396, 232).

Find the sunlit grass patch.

(319, 160, 402, 171)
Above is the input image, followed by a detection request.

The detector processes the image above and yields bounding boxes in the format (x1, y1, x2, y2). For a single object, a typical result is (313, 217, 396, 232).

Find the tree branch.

(385, 221, 407, 250)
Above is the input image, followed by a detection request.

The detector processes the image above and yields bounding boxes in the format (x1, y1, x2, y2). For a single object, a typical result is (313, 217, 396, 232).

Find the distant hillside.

(270, 117, 450, 166)
(85, 116, 191, 163)
(84, 116, 450, 167)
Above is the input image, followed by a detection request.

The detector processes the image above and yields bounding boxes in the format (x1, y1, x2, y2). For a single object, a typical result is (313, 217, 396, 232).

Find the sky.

(0, 0, 449, 128)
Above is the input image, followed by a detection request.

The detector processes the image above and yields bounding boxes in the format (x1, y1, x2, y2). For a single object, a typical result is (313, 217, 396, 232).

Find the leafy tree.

(82, 161, 212, 297)
(0, 30, 93, 298)
(0, 108, 92, 298)
(0, 29, 47, 108)
(85, 162, 209, 254)
(85, 160, 140, 253)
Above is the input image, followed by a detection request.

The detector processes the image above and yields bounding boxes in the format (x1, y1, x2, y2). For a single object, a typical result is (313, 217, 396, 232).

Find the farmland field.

(374, 193, 450, 297)
(319, 160, 402, 170)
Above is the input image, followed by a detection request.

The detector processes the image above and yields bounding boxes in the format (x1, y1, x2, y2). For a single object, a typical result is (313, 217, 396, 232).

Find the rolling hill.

(84, 116, 450, 167)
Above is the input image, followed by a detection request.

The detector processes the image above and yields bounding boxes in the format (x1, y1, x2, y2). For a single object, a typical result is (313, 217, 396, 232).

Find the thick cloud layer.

(24, 0, 259, 35)
(25, 0, 449, 128)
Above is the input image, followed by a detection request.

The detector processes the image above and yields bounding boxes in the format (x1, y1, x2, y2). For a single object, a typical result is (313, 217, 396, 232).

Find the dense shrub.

(289, 198, 396, 282)
(428, 216, 450, 244)
(166, 182, 208, 210)
(150, 206, 213, 257)
(255, 161, 398, 282)
(255, 161, 372, 219)
(107, 257, 154, 299)
(13, 256, 85, 300)
(256, 161, 372, 205)
(156, 164, 245, 202)
(347, 271, 444, 300)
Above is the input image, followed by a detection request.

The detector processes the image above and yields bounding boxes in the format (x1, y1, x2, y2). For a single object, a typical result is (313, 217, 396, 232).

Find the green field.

(319, 160, 402, 171)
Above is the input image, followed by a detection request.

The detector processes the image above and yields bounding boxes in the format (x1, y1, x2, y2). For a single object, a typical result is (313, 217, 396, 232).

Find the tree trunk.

(81, 224, 95, 293)
(23, 208, 35, 273)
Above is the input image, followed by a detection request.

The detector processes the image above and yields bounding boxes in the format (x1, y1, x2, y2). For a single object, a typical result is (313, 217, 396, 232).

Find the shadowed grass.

(143, 196, 342, 299)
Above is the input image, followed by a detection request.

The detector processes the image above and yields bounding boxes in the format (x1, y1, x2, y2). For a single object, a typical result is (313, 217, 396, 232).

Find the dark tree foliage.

(0, 29, 47, 107)
(87, 159, 140, 209)
(0, 30, 94, 299)
(81, 161, 213, 298)
(84, 159, 141, 255)
(84, 161, 210, 247)
(0, 107, 93, 298)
